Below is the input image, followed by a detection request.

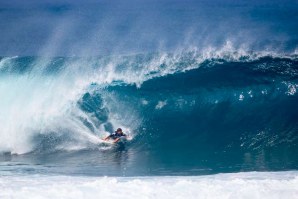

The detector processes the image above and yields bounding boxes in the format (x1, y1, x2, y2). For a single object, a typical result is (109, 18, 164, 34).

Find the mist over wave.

(0, 0, 297, 56)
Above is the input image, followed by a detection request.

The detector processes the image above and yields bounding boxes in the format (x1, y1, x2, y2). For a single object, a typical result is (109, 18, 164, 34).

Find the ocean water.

(0, 0, 298, 198)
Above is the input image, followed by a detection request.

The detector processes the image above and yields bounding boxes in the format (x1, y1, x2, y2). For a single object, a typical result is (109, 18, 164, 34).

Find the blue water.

(0, 0, 298, 178)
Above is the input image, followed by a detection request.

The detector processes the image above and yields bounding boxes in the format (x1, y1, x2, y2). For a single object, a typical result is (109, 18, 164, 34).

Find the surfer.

(103, 128, 127, 143)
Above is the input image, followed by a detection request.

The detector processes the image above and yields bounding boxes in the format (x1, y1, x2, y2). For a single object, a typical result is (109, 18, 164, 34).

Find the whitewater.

(0, 172, 296, 199)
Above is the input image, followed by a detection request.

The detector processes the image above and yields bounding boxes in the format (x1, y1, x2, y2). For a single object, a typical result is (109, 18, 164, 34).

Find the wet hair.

(116, 128, 122, 132)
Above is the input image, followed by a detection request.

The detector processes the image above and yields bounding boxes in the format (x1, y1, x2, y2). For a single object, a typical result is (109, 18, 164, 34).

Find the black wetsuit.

(109, 132, 126, 140)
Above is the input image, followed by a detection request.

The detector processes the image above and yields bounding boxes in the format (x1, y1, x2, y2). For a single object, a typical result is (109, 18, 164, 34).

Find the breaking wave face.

(0, 49, 298, 175)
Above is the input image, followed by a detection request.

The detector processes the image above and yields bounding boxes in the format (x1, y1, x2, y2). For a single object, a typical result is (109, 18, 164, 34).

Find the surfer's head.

(116, 128, 122, 133)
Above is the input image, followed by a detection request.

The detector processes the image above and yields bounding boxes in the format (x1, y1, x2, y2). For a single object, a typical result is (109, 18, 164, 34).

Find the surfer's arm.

(103, 135, 111, 140)
(113, 138, 120, 143)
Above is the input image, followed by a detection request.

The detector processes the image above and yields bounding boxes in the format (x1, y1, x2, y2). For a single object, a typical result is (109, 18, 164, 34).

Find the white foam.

(155, 100, 167, 109)
(239, 93, 245, 101)
(0, 56, 142, 154)
(283, 82, 298, 96)
(0, 172, 297, 199)
(0, 58, 105, 154)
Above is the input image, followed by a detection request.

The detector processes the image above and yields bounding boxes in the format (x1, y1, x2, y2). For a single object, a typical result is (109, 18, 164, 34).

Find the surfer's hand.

(113, 138, 120, 143)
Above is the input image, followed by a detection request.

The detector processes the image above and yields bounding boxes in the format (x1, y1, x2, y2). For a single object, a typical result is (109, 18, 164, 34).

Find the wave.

(0, 50, 297, 161)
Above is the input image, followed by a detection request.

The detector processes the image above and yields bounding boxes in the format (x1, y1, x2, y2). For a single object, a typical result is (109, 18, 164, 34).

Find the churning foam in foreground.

(0, 171, 297, 199)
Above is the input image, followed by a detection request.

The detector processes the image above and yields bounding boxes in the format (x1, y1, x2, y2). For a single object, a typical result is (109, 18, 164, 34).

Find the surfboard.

(101, 138, 115, 145)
